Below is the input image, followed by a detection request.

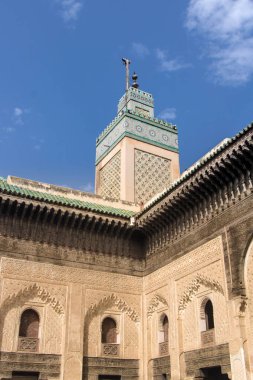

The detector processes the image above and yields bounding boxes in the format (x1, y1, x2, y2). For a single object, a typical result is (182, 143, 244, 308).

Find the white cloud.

(57, 0, 83, 23)
(14, 107, 23, 117)
(2, 126, 15, 133)
(186, 0, 253, 85)
(156, 49, 190, 72)
(158, 107, 177, 121)
(12, 107, 30, 125)
(132, 42, 150, 58)
(13, 107, 24, 125)
(80, 182, 94, 192)
(31, 137, 45, 151)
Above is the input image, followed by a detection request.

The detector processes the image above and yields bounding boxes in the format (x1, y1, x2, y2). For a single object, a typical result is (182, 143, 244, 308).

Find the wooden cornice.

(0, 195, 144, 259)
(136, 124, 253, 250)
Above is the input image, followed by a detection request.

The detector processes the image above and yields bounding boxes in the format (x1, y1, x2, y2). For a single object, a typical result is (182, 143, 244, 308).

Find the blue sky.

(1, 0, 253, 192)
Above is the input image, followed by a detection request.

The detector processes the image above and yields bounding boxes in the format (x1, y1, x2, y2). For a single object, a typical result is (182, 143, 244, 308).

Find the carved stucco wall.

(144, 237, 224, 292)
(0, 257, 143, 380)
(0, 235, 232, 377)
(134, 149, 171, 203)
(0, 254, 142, 361)
(0, 279, 66, 354)
(177, 263, 228, 351)
(100, 150, 121, 199)
(0, 257, 142, 293)
(146, 288, 169, 359)
(144, 236, 229, 355)
(183, 300, 197, 351)
(180, 283, 228, 351)
(84, 290, 141, 359)
(245, 238, 253, 373)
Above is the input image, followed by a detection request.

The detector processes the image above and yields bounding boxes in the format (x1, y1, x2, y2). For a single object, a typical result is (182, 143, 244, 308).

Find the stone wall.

(144, 236, 231, 379)
(0, 193, 253, 379)
(0, 254, 143, 380)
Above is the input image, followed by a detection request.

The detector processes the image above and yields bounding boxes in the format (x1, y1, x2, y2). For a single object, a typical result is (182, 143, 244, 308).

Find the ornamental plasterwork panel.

(0, 280, 65, 316)
(183, 300, 198, 350)
(96, 116, 178, 161)
(0, 283, 64, 354)
(178, 273, 224, 314)
(1, 258, 142, 293)
(96, 121, 125, 161)
(1, 307, 18, 351)
(124, 315, 139, 358)
(144, 236, 224, 292)
(245, 239, 253, 342)
(100, 151, 121, 199)
(85, 293, 140, 324)
(212, 292, 229, 344)
(118, 88, 154, 111)
(176, 260, 225, 301)
(128, 120, 177, 149)
(85, 289, 141, 316)
(44, 305, 63, 354)
(147, 294, 168, 318)
(135, 149, 171, 203)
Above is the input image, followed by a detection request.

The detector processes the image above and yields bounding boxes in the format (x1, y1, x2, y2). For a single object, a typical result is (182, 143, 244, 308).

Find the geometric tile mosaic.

(135, 149, 171, 203)
(100, 151, 121, 199)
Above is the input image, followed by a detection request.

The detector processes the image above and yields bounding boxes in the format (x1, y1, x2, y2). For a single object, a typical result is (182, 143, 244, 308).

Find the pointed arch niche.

(146, 294, 169, 359)
(83, 293, 140, 358)
(177, 274, 225, 351)
(0, 283, 64, 353)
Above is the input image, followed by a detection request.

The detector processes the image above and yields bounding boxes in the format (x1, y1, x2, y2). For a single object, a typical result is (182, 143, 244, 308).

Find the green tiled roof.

(0, 177, 135, 218)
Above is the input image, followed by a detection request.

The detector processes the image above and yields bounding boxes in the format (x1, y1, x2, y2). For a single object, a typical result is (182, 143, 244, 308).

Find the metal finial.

(122, 58, 131, 91)
(132, 72, 139, 89)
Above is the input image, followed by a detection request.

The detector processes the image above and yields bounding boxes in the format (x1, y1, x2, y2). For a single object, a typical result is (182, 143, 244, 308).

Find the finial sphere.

(132, 71, 139, 89)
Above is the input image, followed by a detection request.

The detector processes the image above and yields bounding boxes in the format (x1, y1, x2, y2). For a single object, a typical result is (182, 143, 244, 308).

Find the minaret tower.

(95, 60, 180, 204)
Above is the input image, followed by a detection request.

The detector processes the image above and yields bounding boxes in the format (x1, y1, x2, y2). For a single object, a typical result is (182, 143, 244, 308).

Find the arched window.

(204, 300, 214, 330)
(200, 298, 215, 347)
(18, 309, 40, 352)
(161, 315, 169, 343)
(19, 309, 40, 338)
(159, 314, 169, 356)
(101, 317, 117, 344)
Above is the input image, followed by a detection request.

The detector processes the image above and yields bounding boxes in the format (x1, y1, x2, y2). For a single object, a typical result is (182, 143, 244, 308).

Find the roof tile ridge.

(0, 177, 135, 218)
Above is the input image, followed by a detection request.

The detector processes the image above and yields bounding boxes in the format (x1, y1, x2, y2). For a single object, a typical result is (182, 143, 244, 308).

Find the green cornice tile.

(0, 178, 135, 218)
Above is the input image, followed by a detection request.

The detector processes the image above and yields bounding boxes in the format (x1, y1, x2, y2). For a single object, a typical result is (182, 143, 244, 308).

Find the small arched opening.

(159, 314, 169, 356)
(101, 317, 119, 357)
(204, 300, 214, 330)
(18, 309, 40, 352)
(200, 298, 215, 347)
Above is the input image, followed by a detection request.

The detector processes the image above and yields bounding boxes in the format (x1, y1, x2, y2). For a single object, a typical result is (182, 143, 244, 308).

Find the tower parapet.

(117, 86, 154, 117)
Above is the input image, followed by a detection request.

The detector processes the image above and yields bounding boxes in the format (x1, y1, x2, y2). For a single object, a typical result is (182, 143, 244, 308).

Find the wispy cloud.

(13, 107, 24, 125)
(1, 107, 30, 135)
(156, 48, 190, 72)
(2, 126, 15, 133)
(132, 42, 150, 58)
(158, 107, 177, 121)
(186, 0, 253, 85)
(80, 182, 94, 192)
(57, 0, 83, 23)
(31, 137, 45, 151)
(13, 107, 30, 126)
